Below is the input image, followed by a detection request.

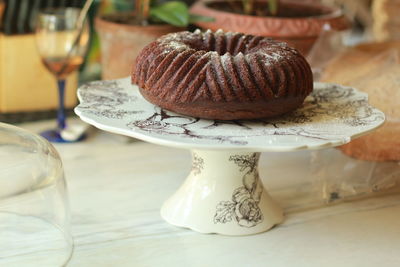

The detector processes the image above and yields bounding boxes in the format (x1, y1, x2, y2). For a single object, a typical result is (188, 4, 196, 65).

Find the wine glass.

(35, 7, 89, 143)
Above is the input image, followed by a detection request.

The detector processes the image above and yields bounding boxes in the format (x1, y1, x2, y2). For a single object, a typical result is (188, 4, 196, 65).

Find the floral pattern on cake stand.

(75, 77, 385, 235)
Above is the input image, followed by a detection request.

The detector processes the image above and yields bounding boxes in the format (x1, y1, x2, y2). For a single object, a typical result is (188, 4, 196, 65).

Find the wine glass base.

(41, 129, 86, 143)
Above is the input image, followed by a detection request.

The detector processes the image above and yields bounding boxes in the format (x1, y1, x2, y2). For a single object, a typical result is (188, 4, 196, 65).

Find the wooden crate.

(0, 33, 78, 113)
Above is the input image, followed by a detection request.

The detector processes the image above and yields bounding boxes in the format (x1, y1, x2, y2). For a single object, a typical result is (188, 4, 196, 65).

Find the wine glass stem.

(57, 79, 67, 130)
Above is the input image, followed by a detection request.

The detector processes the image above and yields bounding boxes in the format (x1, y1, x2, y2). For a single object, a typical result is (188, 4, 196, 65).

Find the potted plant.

(95, 0, 210, 80)
(190, 0, 351, 55)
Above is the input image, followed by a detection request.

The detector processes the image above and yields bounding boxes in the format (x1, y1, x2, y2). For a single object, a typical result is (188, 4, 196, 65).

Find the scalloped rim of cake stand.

(75, 78, 385, 152)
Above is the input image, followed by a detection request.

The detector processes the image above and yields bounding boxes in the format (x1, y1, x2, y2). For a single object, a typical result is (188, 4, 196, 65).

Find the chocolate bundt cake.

(132, 29, 313, 120)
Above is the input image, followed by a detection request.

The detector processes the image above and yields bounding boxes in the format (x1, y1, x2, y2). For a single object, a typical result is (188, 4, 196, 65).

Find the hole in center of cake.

(187, 40, 247, 56)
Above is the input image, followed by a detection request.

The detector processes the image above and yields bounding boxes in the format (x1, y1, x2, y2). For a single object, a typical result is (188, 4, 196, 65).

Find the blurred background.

(0, 0, 397, 127)
(0, 0, 396, 123)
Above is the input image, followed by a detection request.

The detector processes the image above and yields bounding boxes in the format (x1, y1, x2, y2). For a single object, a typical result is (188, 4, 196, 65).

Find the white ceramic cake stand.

(75, 78, 385, 236)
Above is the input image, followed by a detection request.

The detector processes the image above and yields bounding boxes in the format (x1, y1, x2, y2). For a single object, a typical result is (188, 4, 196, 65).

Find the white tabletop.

(16, 119, 400, 267)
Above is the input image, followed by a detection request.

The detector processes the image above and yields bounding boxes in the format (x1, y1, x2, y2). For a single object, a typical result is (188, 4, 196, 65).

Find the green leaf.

(268, 0, 278, 15)
(189, 14, 215, 23)
(150, 1, 189, 27)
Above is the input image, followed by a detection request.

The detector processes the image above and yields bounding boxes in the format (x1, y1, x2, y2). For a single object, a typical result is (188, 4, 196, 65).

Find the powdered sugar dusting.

(220, 53, 231, 69)
(157, 30, 294, 61)
(267, 52, 284, 60)
(165, 41, 188, 50)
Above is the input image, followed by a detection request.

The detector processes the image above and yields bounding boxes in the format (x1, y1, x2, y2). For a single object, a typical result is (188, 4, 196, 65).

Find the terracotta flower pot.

(95, 14, 183, 80)
(190, 0, 350, 55)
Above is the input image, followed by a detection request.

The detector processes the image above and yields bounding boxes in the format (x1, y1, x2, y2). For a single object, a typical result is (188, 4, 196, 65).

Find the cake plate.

(75, 78, 385, 236)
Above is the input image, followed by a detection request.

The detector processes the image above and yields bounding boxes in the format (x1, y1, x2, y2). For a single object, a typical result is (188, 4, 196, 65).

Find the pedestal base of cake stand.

(160, 150, 284, 235)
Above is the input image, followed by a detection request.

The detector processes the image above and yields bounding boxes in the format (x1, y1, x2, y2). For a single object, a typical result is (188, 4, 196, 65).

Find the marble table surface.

(14, 119, 400, 267)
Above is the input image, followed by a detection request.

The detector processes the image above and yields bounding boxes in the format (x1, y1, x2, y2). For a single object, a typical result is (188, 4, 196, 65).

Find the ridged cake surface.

(132, 29, 313, 120)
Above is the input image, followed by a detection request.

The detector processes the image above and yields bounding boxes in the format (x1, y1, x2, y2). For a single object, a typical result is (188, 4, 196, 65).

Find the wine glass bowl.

(35, 8, 89, 142)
